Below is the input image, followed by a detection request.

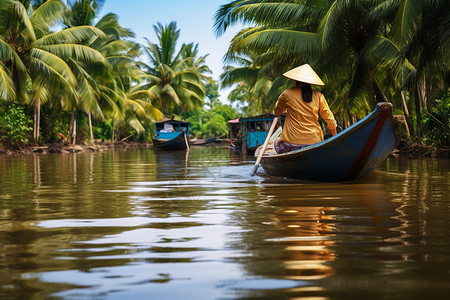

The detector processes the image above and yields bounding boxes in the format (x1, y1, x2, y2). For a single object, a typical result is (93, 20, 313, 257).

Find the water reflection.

(0, 149, 449, 299)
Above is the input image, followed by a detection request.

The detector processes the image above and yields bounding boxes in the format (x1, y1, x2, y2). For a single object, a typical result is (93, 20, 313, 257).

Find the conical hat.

(283, 64, 325, 86)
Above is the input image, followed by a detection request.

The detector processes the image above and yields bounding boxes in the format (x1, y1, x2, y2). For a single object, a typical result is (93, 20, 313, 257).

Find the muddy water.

(0, 147, 449, 299)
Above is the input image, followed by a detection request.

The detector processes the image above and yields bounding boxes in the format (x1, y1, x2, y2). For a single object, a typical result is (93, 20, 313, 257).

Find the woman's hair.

(296, 81, 313, 102)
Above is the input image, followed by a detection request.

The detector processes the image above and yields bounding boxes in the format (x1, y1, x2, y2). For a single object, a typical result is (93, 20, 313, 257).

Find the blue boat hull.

(260, 102, 400, 182)
(153, 132, 189, 150)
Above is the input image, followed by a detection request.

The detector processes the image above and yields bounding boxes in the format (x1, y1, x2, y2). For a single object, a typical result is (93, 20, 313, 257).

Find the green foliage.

(215, 0, 449, 146)
(0, 102, 32, 148)
(202, 111, 227, 137)
(141, 22, 211, 117)
(40, 104, 70, 143)
(184, 103, 238, 138)
(422, 97, 450, 147)
(93, 120, 113, 141)
(205, 82, 221, 109)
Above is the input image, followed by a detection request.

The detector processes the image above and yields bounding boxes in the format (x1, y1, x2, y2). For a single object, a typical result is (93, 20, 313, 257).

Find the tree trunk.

(363, 64, 376, 107)
(373, 80, 388, 102)
(33, 99, 40, 144)
(69, 109, 77, 145)
(111, 123, 114, 142)
(88, 112, 94, 143)
(417, 74, 427, 111)
(346, 106, 353, 126)
(400, 90, 414, 137)
(414, 83, 423, 139)
(71, 118, 77, 145)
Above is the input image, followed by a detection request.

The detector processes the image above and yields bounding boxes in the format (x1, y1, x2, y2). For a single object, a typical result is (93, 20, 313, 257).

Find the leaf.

(392, 0, 421, 44)
(0, 61, 15, 100)
(36, 26, 106, 46)
(32, 0, 66, 36)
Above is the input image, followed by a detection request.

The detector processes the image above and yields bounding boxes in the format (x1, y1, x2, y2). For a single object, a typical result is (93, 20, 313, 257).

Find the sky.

(99, 0, 241, 103)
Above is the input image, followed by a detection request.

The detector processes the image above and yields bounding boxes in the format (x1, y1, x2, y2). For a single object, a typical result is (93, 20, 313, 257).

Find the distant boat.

(190, 137, 217, 146)
(153, 120, 190, 150)
(228, 114, 285, 155)
(257, 102, 400, 182)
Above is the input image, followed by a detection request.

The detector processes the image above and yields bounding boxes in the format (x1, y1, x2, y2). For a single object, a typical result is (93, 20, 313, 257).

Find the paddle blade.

(250, 164, 259, 176)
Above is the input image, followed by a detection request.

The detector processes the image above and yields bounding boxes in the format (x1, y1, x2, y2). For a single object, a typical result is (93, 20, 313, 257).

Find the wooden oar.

(251, 117, 279, 175)
(183, 131, 190, 151)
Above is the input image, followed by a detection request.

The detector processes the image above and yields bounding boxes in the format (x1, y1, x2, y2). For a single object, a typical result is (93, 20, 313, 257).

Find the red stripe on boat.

(347, 108, 388, 180)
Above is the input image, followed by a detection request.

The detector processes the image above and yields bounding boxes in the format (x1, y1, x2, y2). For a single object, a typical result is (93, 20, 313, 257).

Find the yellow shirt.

(274, 87, 336, 145)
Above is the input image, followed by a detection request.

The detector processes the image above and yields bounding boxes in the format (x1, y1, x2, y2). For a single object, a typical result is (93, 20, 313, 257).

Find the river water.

(0, 147, 449, 299)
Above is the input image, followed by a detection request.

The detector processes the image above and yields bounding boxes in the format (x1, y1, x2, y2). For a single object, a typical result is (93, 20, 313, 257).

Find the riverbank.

(393, 141, 449, 158)
(0, 141, 153, 155)
(0, 140, 448, 158)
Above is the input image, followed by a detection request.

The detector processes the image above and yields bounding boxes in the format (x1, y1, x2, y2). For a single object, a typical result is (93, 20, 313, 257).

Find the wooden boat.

(258, 102, 400, 182)
(153, 120, 190, 150)
(190, 136, 217, 145)
(228, 114, 285, 155)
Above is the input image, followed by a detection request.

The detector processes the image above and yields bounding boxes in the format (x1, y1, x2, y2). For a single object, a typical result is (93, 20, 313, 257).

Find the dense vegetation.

(0, 0, 238, 149)
(0, 0, 448, 150)
(215, 0, 449, 148)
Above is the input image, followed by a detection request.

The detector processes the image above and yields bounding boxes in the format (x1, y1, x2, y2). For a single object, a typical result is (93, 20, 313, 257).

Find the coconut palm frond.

(39, 44, 106, 64)
(235, 2, 309, 27)
(37, 26, 106, 46)
(220, 67, 259, 88)
(392, 0, 421, 44)
(10, 0, 36, 41)
(235, 29, 321, 59)
(32, 0, 66, 36)
(162, 84, 182, 106)
(0, 39, 29, 76)
(317, 0, 339, 48)
(30, 48, 76, 85)
(0, 61, 15, 100)
(126, 116, 145, 133)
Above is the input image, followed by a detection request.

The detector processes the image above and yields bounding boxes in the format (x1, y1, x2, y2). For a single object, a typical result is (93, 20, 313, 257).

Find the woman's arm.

(319, 93, 337, 134)
(274, 92, 287, 115)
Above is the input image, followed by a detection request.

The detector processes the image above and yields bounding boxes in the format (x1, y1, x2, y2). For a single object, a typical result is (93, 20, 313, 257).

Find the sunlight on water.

(0, 148, 449, 299)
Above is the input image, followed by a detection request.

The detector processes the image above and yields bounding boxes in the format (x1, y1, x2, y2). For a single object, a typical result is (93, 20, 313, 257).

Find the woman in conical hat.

(273, 64, 337, 154)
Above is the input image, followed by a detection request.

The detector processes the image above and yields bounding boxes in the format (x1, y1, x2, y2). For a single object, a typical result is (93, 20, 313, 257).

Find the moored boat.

(257, 102, 400, 182)
(153, 120, 190, 150)
(190, 136, 217, 146)
(228, 114, 285, 155)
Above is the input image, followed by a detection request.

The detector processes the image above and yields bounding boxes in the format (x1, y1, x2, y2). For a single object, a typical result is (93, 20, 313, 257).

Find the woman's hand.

(331, 128, 337, 136)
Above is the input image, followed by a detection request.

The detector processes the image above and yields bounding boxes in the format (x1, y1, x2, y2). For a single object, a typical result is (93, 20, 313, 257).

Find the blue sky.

(99, 0, 241, 103)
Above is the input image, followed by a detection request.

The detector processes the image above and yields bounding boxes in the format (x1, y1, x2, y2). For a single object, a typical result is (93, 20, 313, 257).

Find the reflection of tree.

(0, 150, 161, 295)
(226, 181, 403, 298)
(377, 157, 450, 256)
(150, 147, 232, 217)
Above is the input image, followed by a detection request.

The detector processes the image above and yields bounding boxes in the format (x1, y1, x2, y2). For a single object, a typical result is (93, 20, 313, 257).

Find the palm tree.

(178, 42, 213, 115)
(220, 56, 266, 115)
(64, 0, 110, 143)
(140, 22, 210, 117)
(0, 0, 105, 143)
(214, 0, 398, 118)
(92, 13, 164, 140)
(390, 0, 450, 137)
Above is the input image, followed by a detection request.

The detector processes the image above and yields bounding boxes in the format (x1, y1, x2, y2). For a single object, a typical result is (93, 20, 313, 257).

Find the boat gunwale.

(260, 102, 399, 162)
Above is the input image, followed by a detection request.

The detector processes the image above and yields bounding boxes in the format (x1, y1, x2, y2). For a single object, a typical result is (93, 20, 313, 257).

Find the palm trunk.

(400, 90, 414, 137)
(33, 99, 40, 144)
(414, 83, 423, 139)
(373, 80, 388, 102)
(417, 74, 428, 112)
(88, 112, 94, 143)
(345, 106, 352, 126)
(111, 123, 114, 142)
(69, 109, 77, 145)
(363, 64, 376, 107)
